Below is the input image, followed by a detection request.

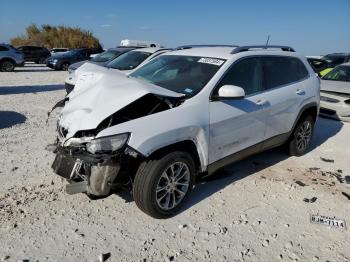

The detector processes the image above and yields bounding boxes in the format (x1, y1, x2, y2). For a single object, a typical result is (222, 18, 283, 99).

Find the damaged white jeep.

(52, 45, 320, 218)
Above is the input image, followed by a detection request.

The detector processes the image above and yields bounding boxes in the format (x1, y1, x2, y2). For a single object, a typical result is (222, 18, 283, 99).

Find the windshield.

(130, 55, 225, 97)
(322, 55, 346, 66)
(91, 50, 122, 62)
(322, 66, 350, 82)
(107, 51, 151, 70)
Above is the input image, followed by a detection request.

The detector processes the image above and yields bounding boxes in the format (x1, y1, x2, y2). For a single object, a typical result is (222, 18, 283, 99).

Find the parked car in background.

(322, 53, 350, 67)
(46, 47, 103, 71)
(64, 47, 137, 93)
(105, 47, 172, 73)
(52, 45, 320, 218)
(320, 63, 350, 122)
(65, 47, 172, 93)
(307, 57, 332, 75)
(50, 48, 69, 55)
(16, 45, 51, 64)
(0, 44, 24, 72)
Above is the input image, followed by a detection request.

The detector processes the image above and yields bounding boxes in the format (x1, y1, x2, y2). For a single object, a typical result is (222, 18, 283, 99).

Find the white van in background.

(120, 39, 162, 48)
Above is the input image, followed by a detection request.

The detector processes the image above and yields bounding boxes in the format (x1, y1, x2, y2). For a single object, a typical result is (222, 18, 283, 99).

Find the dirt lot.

(0, 65, 349, 262)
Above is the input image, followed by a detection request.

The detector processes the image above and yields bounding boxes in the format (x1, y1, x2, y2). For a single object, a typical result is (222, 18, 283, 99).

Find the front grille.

(320, 107, 336, 115)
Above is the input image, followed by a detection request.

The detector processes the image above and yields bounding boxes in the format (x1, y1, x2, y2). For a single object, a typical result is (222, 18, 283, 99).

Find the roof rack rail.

(176, 44, 238, 50)
(231, 45, 295, 54)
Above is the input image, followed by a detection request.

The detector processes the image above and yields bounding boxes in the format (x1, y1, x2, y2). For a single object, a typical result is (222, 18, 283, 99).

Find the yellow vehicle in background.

(319, 67, 333, 77)
(307, 57, 332, 76)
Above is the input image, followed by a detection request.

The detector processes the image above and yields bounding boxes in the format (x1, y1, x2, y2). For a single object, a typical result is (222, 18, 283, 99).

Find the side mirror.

(217, 85, 245, 99)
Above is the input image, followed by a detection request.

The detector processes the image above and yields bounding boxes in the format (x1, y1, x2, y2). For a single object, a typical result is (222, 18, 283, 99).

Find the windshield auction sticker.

(310, 215, 346, 230)
(198, 58, 225, 66)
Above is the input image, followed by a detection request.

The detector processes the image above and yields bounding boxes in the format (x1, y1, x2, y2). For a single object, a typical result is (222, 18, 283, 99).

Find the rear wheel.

(0, 60, 15, 72)
(133, 151, 195, 218)
(288, 115, 314, 156)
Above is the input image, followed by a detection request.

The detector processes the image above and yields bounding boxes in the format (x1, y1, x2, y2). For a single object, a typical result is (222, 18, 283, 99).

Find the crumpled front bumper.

(51, 145, 120, 196)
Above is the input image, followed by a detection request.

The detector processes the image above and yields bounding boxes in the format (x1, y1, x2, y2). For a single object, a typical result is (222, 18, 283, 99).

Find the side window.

(0, 46, 9, 51)
(262, 57, 308, 90)
(217, 57, 263, 96)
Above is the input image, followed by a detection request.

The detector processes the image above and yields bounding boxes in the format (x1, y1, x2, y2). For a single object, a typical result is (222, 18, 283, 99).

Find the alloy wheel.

(2, 61, 14, 72)
(296, 120, 312, 152)
(156, 162, 190, 210)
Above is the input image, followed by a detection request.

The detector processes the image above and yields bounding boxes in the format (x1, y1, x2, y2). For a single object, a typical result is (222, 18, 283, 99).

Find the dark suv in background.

(16, 45, 51, 64)
(46, 47, 103, 71)
(322, 53, 350, 67)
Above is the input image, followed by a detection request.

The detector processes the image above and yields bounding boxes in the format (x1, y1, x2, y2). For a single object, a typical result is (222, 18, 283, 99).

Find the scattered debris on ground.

(303, 197, 317, 203)
(320, 157, 335, 163)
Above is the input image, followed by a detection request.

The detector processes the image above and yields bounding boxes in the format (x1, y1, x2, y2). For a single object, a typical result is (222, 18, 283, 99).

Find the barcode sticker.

(198, 58, 224, 66)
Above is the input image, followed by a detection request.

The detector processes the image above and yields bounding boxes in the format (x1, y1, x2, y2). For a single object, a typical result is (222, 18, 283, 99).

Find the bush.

(11, 24, 102, 49)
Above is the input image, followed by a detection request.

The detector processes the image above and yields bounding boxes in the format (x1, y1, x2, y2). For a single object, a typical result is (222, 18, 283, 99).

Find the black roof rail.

(231, 45, 295, 54)
(176, 44, 238, 50)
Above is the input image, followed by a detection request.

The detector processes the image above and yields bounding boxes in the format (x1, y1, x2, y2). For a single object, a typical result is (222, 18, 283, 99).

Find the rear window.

(262, 56, 309, 90)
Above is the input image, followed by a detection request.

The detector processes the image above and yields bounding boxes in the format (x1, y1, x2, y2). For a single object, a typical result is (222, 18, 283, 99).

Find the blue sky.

(0, 0, 349, 55)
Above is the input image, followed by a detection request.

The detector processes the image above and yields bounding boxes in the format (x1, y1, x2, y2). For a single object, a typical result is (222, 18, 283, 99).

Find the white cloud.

(139, 26, 151, 30)
(105, 14, 117, 18)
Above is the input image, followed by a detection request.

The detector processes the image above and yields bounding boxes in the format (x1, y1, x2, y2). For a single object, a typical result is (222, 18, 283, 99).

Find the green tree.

(11, 24, 102, 49)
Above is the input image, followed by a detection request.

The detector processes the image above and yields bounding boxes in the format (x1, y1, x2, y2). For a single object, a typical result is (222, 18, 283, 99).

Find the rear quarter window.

(0, 46, 9, 51)
(262, 56, 308, 90)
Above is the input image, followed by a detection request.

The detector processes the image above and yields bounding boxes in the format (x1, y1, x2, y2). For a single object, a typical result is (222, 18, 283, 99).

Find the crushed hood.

(60, 63, 183, 139)
(321, 80, 350, 94)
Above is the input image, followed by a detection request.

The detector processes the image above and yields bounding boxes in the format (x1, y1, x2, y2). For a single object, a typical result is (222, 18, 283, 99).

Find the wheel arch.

(146, 140, 204, 174)
(0, 57, 16, 64)
(291, 102, 318, 135)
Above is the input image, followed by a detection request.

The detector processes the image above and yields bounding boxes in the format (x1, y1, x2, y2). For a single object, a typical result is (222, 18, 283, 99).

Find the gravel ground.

(0, 65, 349, 262)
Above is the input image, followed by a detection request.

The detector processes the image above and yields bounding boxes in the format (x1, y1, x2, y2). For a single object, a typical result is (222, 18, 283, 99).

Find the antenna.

(265, 35, 270, 48)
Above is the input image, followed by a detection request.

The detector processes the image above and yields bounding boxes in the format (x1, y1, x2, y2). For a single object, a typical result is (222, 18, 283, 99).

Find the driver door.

(209, 57, 269, 165)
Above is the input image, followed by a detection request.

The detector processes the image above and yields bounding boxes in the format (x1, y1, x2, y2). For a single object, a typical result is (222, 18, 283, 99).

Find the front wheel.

(288, 115, 315, 156)
(61, 62, 70, 71)
(0, 60, 15, 72)
(133, 151, 195, 219)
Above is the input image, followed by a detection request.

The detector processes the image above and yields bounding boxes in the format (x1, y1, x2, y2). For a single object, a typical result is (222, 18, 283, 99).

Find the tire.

(133, 151, 195, 219)
(288, 115, 315, 156)
(0, 60, 15, 72)
(38, 58, 46, 64)
(61, 62, 70, 71)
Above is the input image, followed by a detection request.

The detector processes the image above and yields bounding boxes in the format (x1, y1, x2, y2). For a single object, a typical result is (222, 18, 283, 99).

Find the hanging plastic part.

(46, 97, 69, 124)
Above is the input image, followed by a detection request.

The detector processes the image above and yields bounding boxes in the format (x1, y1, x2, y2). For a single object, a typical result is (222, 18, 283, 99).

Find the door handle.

(296, 89, 306, 95)
(255, 99, 268, 106)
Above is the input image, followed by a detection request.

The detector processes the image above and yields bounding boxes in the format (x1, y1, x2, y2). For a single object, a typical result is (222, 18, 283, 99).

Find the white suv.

(52, 45, 320, 218)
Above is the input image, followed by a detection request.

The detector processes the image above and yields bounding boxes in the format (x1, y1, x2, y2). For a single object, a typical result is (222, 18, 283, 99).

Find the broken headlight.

(86, 133, 129, 154)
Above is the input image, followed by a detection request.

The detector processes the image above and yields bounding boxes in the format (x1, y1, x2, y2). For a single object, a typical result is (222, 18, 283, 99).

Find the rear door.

(257, 56, 310, 140)
(209, 57, 268, 164)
